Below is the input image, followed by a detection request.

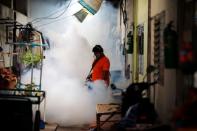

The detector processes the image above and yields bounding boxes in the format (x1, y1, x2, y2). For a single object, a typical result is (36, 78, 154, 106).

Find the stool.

(96, 103, 121, 131)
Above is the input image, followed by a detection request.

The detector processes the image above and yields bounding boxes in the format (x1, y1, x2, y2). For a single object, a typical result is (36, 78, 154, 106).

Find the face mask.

(94, 52, 100, 59)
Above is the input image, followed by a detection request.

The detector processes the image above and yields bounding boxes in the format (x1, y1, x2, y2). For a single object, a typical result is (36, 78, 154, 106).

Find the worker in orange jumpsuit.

(86, 45, 110, 87)
(85, 45, 112, 129)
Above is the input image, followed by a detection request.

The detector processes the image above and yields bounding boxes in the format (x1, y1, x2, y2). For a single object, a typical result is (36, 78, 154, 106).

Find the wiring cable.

(30, 6, 67, 24)
(34, 14, 73, 29)
(33, 0, 84, 29)
(33, 0, 115, 29)
(30, 0, 74, 24)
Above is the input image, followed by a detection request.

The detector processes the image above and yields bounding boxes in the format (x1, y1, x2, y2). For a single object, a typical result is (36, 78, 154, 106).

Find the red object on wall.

(179, 42, 196, 74)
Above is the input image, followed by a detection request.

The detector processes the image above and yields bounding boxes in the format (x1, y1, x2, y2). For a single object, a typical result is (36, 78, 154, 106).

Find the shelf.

(0, 89, 45, 104)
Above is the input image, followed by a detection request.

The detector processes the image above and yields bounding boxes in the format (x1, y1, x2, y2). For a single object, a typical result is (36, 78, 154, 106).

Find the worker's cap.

(92, 45, 103, 53)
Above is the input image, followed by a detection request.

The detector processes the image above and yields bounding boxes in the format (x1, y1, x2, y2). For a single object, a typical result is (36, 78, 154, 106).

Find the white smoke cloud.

(21, 0, 125, 126)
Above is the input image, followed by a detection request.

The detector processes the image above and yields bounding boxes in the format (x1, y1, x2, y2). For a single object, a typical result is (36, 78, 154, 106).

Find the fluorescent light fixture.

(74, 8, 89, 22)
(78, 0, 103, 15)
(74, 0, 103, 22)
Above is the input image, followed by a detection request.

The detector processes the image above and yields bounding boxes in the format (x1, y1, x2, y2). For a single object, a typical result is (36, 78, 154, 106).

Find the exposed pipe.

(132, 0, 138, 82)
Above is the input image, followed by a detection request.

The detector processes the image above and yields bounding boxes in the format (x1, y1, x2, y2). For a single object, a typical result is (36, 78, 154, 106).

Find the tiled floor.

(41, 124, 92, 131)
(57, 126, 90, 131)
(41, 104, 121, 131)
(40, 123, 58, 131)
(41, 122, 115, 131)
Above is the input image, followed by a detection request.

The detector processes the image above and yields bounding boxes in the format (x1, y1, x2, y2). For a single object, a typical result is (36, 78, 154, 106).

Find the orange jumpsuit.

(92, 55, 110, 86)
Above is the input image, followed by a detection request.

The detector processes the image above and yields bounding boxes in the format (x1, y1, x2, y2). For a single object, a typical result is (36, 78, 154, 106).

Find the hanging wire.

(30, 0, 74, 24)
(33, 0, 115, 29)
(34, 15, 73, 29)
(31, 6, 67, 24)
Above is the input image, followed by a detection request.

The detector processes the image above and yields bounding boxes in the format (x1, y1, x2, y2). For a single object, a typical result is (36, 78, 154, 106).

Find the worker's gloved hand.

(86, 74, 92, 82)
(85, 77, 93, 90)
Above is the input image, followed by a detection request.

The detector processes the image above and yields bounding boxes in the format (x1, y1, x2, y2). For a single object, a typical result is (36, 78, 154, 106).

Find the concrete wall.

(0, 4, 14, 67)
(0, 3, 28, 68)
(117, 0, 134, 86)
(116, 0, 178, 124)
(133, 0, 148, 82)
(150, 0, 177, 124)
(126, 0, 133, 83)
